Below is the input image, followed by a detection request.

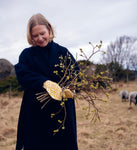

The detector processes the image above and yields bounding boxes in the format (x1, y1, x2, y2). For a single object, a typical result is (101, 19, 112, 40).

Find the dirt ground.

(0, 81, 137, 150)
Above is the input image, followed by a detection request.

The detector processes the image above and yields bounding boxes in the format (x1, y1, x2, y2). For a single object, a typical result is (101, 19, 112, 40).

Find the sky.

(0, 0, 137, 64)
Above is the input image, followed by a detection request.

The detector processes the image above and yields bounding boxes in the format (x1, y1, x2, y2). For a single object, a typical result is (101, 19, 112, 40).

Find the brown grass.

(77, 81, 137, 150)
(0, 95, 22, 150)
(0, 81, 137, 150)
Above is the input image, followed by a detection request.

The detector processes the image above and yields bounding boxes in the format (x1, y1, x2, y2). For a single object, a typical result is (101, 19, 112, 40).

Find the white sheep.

(128, 91, 137, 106)
(119, 90, 129, 102)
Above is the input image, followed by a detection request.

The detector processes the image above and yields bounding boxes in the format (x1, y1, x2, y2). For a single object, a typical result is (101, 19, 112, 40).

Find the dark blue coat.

(15, 41, 79, 150)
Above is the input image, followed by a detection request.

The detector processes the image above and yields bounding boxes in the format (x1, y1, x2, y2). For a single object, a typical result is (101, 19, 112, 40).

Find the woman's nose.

(38, 35, 42, 41)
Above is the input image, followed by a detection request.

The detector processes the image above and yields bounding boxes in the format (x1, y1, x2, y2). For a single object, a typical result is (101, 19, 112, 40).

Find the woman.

(15, 13, 79, 150)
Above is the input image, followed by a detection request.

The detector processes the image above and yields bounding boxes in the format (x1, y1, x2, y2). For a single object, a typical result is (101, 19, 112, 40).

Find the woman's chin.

(38, 42, 49, 47)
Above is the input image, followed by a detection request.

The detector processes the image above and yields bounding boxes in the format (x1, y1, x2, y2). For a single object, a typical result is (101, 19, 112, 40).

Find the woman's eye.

(41, 32, 45, 35)
(33, 35, 38, 38)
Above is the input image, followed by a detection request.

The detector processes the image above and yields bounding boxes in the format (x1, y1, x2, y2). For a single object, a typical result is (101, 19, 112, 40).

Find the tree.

(129, 53, 137, 79)
(129, 53, 137, 71)
(102, 35, 137, 82)
(107, 62, 124, 82)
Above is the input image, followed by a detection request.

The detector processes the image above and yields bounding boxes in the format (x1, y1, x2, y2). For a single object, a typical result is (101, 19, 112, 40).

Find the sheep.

(128, 91, 137, 106)
(119, 90, 129, 102)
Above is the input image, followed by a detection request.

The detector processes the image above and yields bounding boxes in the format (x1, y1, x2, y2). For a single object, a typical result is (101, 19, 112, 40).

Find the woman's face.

(31, 25, 50, 47)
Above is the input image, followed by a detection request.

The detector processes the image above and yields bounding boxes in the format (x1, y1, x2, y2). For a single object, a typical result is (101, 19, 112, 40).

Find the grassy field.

(0, 81, 137, 150)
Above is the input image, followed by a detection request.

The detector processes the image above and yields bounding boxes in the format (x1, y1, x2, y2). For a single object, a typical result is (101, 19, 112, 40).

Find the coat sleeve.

(14, 49, 48, 92)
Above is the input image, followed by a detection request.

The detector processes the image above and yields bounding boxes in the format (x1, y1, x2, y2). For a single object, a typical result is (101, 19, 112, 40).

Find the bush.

(0, 76, 23, 96)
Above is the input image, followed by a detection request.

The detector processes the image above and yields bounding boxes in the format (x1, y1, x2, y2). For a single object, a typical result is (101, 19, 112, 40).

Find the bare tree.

(129, 53, 137, 75)
(103, 35, 137, 65)
(102, 35, 137, 82)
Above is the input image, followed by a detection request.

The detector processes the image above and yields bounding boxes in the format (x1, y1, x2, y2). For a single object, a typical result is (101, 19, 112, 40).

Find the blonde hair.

(27, 13, 55, 45)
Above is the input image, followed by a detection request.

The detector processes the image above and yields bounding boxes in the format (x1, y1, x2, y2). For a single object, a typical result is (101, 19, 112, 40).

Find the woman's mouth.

(38, 41, 44, 44)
